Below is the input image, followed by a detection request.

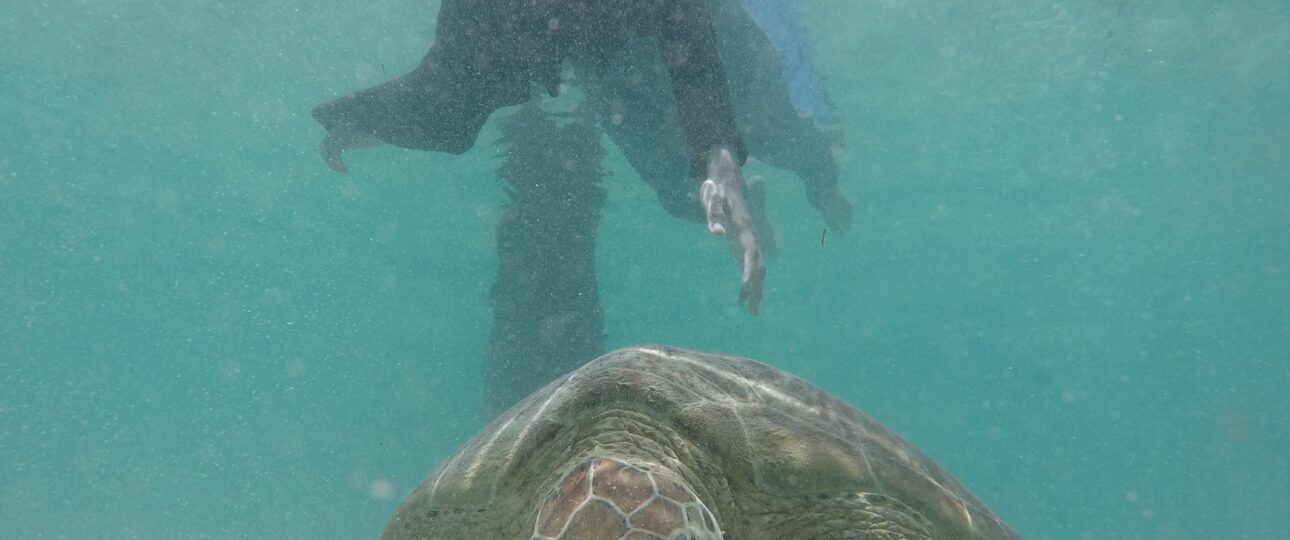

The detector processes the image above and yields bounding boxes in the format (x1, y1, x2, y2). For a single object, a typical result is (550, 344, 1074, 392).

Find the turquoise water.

(2, 1, 1286, 538)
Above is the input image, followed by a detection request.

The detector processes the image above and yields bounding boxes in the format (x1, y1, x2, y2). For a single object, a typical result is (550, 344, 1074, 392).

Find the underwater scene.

(1, 0, 1286, 538)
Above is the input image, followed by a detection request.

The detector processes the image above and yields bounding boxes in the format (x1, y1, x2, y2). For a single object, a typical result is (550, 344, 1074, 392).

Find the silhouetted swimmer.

(313, 0, 768, 314)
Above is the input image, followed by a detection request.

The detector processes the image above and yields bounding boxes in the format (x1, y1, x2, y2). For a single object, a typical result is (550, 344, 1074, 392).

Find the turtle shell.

(381, 345, 1021, 540)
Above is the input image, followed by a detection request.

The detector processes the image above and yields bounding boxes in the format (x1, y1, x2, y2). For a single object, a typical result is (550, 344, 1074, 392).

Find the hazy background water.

(2, 0, 1286, 538)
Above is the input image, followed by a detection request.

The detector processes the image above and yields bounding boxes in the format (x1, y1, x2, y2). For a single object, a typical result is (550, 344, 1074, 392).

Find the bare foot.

(821, 188, 854, 236)
(701, 148, 765, 316)
(319, 128, 383, 174)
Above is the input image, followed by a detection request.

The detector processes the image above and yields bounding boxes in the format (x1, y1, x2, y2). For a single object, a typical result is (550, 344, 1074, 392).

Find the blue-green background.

(2, 1, 1286, 538)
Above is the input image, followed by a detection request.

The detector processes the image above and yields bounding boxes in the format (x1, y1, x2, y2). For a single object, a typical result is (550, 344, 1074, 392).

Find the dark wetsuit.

(312, 0, 747, 179)
(582, 0, 840, 222)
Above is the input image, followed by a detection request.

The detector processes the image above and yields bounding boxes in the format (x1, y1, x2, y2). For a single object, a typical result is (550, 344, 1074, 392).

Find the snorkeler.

(313, 0, 768, 314)
(584, 0, 853, 236)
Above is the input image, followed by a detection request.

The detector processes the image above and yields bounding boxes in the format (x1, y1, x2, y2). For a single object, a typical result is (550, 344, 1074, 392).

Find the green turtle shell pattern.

(380, 345, 1022, 540)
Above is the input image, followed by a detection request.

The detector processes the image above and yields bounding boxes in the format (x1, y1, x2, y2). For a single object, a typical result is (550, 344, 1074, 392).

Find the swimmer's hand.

(319, 127, 383, 174)
(745, 175, 777, 260)
(701, 148, 766, 316)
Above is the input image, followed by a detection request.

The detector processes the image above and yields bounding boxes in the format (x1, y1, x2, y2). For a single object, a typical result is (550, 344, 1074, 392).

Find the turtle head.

(529, 456, 722, 540)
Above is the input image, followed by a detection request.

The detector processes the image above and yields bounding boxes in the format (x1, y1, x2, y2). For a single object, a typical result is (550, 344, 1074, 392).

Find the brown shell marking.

(380, 345, 1021, 540)
(532, 457, 722, 540)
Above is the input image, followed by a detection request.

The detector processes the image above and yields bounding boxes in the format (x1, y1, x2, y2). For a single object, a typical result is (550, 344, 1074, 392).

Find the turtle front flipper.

(532, 457, 722, 540)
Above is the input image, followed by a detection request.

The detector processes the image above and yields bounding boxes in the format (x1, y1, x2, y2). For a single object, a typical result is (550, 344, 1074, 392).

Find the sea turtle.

(381, 345, 1021, 539)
